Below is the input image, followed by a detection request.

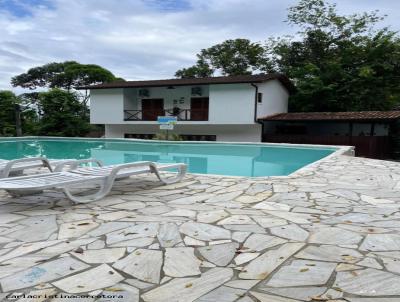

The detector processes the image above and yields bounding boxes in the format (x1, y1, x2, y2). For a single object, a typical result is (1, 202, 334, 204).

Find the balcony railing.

(124, 109, 208, 121)
(124, 110, 144, 121)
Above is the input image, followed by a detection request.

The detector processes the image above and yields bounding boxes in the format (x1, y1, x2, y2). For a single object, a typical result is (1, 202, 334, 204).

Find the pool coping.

(0, 136, 355, 179)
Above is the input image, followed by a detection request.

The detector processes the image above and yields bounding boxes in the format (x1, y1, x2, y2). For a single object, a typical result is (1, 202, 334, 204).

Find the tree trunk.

(82, 90, 90, 118)
(15, 104, 22, 136)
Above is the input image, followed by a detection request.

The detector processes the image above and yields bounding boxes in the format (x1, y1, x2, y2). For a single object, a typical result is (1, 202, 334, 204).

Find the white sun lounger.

(0, 157, 78, 178)
(0, 160, 187, 203)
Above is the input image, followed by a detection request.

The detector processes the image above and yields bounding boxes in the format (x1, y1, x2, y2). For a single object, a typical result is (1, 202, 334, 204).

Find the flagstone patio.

(0, 154, 400, 301)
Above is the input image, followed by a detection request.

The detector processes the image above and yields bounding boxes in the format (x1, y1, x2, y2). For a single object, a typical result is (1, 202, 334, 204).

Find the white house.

(80, 74, 292, 142)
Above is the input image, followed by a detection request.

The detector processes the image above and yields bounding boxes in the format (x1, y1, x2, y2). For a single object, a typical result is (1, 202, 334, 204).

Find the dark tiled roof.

(77, 73, 294, 92)
(259, 111, 400, 121)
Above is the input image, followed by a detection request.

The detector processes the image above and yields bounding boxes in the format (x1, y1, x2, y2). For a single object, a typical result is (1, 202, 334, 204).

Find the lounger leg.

(61, 162, 187, 202)
(62, 178, 115, 203)
(150, 164, 187, 184)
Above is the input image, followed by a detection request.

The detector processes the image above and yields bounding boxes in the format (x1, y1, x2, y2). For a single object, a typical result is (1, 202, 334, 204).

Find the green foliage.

(0, 91, 39, 136)
(286, 0, 384, 34)
(11, 61, 120, 91)
(37, 89, 90, 137)
(267, 0, 400, 111)
(20, 108, 39, 135)
(8, 61, 121, 136)
(177, 1, 400, 112)
(0, 91, 18, 136)
(175, 39, 269, 78)
(175, 58, 214, 78)
(153, 132, 182, 141)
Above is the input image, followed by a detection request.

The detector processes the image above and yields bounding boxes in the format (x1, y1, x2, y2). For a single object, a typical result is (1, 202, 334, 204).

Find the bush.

(153, 132, 182, 141)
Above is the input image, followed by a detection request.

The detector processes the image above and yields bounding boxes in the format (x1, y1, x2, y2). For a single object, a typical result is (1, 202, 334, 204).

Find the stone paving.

(0, 154, 400, 301)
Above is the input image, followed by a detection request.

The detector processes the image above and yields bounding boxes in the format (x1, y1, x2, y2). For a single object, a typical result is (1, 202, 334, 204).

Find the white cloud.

(0, 0, 399, 93)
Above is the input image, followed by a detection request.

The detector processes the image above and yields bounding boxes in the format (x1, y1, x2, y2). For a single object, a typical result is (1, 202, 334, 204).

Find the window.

(138, 89, 150, 97)
(180, 134, 216, 141)
(257, 92, 263, 103)
(191, 87, 203, 96)
(125, 134, 155, 139)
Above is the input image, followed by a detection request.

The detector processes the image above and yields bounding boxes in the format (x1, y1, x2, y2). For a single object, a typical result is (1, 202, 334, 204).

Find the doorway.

(190, 97, 209, 121)
(141, 99, 164, 121)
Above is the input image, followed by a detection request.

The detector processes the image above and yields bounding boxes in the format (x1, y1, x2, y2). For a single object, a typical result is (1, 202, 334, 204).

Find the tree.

(11, 61, 119, 91)
(37, 89, 90, 137)
(175, 39, 269, 78)
(176, 1, 400, 112)
(0, 91, 38, 136)
(11, 61, 123, 117)
(175, 58, 213, 78)
(0, 91, 18, 136)
(267, 0, 400, 111)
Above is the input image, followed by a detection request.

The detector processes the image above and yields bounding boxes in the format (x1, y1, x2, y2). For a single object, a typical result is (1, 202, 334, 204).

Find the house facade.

(82, 74, 292, 142)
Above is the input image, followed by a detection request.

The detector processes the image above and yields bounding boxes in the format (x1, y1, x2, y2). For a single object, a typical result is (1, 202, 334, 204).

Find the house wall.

(124, 86, 210, 112)
(90, 80, 289, 143)
(124, 83, 256, 124)
(256, 80, 289, 118)
(123, 88, 138, 110)
(91, 81, 289, 125)
(208, 83, 255, 124)
(90, 89, 124, 124)
(105, 124, 262, 142)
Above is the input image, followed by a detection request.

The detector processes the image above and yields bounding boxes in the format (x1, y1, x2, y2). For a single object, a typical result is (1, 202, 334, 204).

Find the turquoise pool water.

(0, 138, 336, 177)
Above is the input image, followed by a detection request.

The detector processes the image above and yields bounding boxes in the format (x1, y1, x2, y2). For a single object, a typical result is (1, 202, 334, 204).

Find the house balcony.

(124, 109, 209, 122)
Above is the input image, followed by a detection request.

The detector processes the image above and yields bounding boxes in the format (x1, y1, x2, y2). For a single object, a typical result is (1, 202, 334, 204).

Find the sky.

(1, 0, 400, 93)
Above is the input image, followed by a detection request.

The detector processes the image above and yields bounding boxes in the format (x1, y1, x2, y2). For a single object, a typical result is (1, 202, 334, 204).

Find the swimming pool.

(0, 138, 338, 177)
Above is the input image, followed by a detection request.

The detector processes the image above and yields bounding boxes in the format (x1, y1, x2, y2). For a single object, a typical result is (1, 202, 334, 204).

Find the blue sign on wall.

(157, 116, 177, 124)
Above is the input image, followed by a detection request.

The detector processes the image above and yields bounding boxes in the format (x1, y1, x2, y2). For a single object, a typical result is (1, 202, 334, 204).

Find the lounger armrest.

(107, 161, 187, 184)
(1, 157, 52, 178)
(107, 161, 154, 178)
(54, 158, 104, 172)
(158, 163, 187, 171)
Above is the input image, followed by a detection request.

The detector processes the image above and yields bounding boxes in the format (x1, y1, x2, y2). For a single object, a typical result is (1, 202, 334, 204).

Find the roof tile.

(77, 73, 294, 92)
(259, 111, 400, 121)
